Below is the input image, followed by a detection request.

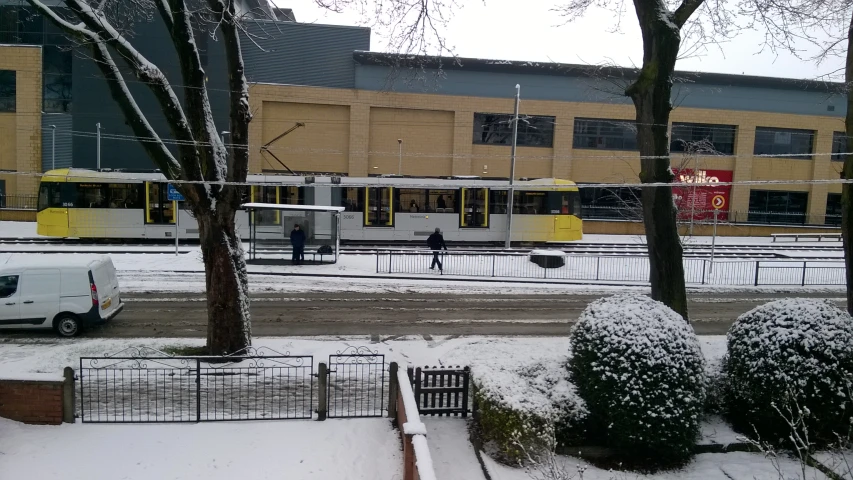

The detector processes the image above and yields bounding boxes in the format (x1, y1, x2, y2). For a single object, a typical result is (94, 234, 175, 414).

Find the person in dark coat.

(426, 227, 447, 271)
(290, 224, 306, 265)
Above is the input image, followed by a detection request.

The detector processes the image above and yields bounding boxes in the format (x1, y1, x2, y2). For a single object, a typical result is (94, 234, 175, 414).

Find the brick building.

(0, 4, 846, 228)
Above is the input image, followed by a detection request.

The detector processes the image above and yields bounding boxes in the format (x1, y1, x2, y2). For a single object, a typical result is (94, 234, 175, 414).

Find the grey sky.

(279, 0, 844, 81)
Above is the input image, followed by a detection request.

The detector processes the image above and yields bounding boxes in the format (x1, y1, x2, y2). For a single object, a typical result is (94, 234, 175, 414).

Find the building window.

(826, 193, 841, 226)
(0, 178, 5, 208)
(0, 70, 15, 112)
(748, 190, 808, 224)
(473, 113, 555, 148)
(753, 127, 814, 159)
(832, 131, 847, 162)
(43, 46, 72, 113)
(670, 123, 736, 155)
(579, 185, 642, 220)
(573, 118, 637, 151)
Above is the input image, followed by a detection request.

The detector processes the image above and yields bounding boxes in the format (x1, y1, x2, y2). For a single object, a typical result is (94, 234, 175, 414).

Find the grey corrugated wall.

(241, 21, 369, 88)
(354, 64, 846, 118)
(41, 113, 72, 171)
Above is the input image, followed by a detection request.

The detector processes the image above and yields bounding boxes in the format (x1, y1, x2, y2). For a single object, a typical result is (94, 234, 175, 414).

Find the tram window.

(38, 183, 75, 209)
(489, 190, 508, 214)
(428, 189, 456, 213)
(342, 187, 362, 212)
(145, 183, 175, 224)
(365, 187, 393, 226)
(282, 186, 303, 205)
(461, 188, 488, 227)
(108, 184, 141, 209)
(76, 183, 108, 208)
(547, 191, 580, 215)
(515, 191, 548, 215)
(398, 189, 426, 213)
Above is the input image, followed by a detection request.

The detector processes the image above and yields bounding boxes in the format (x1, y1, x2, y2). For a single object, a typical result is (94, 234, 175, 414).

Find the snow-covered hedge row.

(569, 294, 706, 464)
(723, 299, 853, 445)
(473, 359, 588, 465)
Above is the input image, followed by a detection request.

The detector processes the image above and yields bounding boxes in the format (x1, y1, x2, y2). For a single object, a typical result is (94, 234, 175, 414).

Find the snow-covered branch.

(24, 0, 183, 178)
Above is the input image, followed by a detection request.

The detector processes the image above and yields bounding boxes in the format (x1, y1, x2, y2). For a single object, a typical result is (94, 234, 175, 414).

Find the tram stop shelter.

(242, 203, 345, 265)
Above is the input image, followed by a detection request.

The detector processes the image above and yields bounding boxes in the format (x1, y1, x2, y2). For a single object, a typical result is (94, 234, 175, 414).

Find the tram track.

(0, 237, 845, 259)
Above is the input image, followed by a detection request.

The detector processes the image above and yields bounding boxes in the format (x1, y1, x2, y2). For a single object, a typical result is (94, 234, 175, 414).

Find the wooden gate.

(408, 366, 470, 417)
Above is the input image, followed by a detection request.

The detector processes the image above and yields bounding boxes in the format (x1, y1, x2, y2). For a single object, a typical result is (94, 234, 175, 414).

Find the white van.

(0, 255, 123, 337)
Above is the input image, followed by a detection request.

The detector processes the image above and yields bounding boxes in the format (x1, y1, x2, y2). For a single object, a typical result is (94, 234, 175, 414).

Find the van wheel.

(55, 315, 80, 337)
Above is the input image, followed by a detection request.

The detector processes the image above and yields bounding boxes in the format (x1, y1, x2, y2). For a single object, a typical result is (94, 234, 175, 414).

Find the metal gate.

(409, 366, 470, 417)
(79, 347, 313, 423)
(326, 346, 387, 418)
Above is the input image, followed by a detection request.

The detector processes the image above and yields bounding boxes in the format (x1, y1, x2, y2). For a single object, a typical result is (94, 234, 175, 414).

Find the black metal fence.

(582, 206, 841, 227)
(376, 251, 846, 286)
(0, 194, 37, 210)
(326, 347, 387, 418)
(408, 366, 470, 417)
(78, 345, 402, 423)
(78, 347, 313, 423)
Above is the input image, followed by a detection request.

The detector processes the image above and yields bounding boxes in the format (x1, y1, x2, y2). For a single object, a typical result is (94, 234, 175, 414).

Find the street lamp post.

(397, 139, 403, 175)
(49, 125, 56, 170)
(504, 84, 521, 249)
(96, 123, 101, 171)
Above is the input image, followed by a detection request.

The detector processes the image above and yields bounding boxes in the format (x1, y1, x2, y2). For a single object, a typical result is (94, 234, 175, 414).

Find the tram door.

(364, 187, 393, 226)
(144, 182, 176, 224)
(460, 188, 489, 228)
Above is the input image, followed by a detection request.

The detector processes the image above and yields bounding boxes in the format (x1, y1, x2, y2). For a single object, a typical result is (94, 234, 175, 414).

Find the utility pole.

(49, 125, 56, 170)
(96, 123, 101, 171)
(504, 84, 520, 249)
(397, 139, 403, 175)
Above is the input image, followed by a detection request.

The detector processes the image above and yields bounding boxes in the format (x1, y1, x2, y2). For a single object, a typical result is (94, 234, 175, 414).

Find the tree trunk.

(841, 12, 853, 315)
(198, 205, 251, 355)
(627, 8, 689, 320)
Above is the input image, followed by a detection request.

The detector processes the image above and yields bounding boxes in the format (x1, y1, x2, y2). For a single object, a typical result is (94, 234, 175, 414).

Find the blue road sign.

(167, 184, 185, 202)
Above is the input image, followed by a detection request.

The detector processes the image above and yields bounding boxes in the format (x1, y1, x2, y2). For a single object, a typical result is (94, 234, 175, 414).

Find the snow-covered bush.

(473, 359, 588, 465)
(569, 294, 706, 464)
(723, 298, 853, 445)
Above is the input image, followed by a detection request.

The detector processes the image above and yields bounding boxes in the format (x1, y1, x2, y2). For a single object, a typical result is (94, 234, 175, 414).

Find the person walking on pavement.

(290, 223, 306, 265)
(427, 227, 447, 271)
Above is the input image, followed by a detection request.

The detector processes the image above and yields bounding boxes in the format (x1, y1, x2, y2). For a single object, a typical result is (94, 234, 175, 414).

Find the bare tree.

(556, 0, 736, 320)
(737, 0, 852, 313)
(25, 0, 253, 354)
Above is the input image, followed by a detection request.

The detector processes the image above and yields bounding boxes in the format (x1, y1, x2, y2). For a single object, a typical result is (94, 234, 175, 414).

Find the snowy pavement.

(0, 417, 402, 480)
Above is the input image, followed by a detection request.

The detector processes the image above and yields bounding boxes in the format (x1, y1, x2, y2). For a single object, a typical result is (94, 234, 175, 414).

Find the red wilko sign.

(672, 168, 733, 221)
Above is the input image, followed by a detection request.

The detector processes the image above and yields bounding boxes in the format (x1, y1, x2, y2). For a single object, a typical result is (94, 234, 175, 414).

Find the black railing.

(376, 251, 846, 286)
(0, 194, 37, 210)
(79, 347, 313, 423)
(326, 347, 387, 418)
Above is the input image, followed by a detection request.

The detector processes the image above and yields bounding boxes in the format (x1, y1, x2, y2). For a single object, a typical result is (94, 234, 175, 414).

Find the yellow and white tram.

(36, 169, 583, 243)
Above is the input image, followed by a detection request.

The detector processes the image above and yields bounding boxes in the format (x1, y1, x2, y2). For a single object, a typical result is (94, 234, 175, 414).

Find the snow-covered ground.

(0, 417, 401, 480)
(1, 221, 847, 291)
(0, 335, 725, 379)
(0, 334, 840, 480)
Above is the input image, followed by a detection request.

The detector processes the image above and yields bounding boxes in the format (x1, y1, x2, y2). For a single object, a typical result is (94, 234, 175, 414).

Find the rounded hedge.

(473, 360, 588, 465)
(723, 298, 853, 445)
(569, 294, 706, 464)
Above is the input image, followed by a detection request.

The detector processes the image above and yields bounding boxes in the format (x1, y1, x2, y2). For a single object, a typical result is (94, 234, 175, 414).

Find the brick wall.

(0, 377, 64, 425)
